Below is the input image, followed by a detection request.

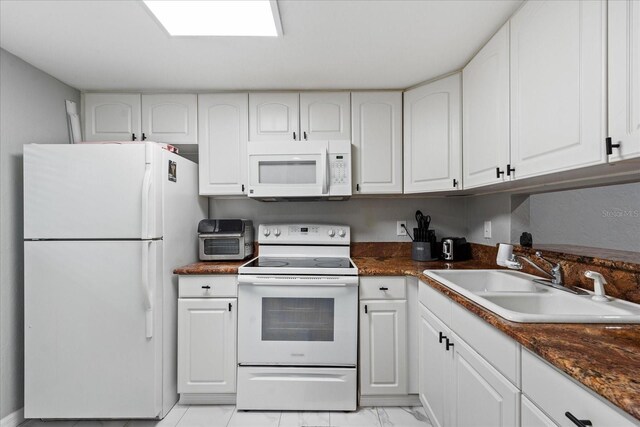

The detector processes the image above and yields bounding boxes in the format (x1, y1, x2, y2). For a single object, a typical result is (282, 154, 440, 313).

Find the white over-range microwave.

(247, 140, 352, 201)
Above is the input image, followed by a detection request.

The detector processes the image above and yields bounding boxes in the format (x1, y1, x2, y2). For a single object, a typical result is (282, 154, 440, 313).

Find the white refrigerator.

(23, 142, 207, 419)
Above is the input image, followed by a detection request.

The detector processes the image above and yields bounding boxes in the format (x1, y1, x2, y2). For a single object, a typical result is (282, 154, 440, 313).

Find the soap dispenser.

(584, 270, 609, 302)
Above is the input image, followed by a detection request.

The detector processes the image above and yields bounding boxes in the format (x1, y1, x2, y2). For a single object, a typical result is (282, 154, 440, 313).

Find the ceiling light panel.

(143, 0, 280, 37)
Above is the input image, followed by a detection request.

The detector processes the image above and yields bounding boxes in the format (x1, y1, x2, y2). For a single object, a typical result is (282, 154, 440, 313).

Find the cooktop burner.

(244, 256, 354, 270)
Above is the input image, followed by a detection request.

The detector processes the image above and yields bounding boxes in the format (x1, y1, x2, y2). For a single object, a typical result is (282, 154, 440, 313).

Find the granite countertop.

(174, 256, 640, 420)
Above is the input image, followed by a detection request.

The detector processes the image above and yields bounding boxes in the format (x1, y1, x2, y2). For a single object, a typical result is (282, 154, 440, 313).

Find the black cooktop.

(244, 256, 355, 269)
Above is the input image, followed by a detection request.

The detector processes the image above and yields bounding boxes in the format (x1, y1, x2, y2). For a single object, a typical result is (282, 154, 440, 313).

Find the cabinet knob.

(565, 412, 592, 427)
(445, 338, 454, 351)
(605, 137, 621, 155)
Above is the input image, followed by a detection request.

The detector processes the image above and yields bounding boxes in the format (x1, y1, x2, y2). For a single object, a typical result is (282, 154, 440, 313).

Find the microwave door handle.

(321, 148, 329, 194)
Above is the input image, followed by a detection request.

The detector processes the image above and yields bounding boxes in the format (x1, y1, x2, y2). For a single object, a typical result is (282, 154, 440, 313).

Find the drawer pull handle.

(364, 305, 368, 314)
(438, 331, 446, 344)
(445, 338, 454, 351)
(565, 412, 592, 427)
(379, 286, 389, 291)
(202, 285, 211, 289)
(229, 302, 232, 312)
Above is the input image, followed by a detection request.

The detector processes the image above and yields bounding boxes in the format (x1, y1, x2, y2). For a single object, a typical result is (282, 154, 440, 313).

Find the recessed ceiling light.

(142, 0, 282, 37)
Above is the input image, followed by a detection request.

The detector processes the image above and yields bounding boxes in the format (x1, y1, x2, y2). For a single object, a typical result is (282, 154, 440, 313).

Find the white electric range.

(237, 223, 358, 411)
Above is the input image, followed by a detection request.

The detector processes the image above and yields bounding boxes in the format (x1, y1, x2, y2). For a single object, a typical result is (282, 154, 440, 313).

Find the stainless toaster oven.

(198, 219, 254, 261)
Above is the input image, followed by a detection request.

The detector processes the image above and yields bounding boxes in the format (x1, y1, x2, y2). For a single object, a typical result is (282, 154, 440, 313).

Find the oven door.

(247, 141, 329, 199)
(238, 276, 358, 366)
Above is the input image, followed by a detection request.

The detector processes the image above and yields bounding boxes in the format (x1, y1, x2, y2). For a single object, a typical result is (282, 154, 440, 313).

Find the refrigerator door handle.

(141, 241, 153, 339)
(141, 143, 153, 239)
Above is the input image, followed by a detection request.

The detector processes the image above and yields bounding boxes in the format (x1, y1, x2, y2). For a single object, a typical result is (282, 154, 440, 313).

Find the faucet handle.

(584, 271, 608, 302)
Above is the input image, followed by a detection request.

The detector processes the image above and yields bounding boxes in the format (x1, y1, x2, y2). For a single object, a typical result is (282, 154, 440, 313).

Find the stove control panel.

(258, 223, 350, 245)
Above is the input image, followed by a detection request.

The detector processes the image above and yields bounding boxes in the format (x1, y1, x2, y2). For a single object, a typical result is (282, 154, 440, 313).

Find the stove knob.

(274, 228, 281, 237)
(338, 229, 346, 237)
(263, 228, 271, 237)
(327, 229, 335, 237)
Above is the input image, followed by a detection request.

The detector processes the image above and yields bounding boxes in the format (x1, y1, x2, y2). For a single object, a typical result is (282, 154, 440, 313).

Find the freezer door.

(24, 143, 162, 239)
(24, 240, 164, 419)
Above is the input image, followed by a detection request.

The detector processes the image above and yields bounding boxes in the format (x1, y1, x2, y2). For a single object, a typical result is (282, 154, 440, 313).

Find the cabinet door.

(404, 73, 462, 193)
(450, 334, 520, 427)
(178, 298, 236, 394)
(351, 92, 403, 194)
(463, 23, 510, 189)
(359, 300, 408, 396)
(249, 93, 299, 141)
(141, 94, 197, 144)
(608, 0, 640, 162)
(419, 303, 451, 427)
(521, 396, 558, 427)
(83, 93, 141, 141)
(510, 0, 606, 179)
(300, 92, 350, 141)
(198, 93, 248, 196)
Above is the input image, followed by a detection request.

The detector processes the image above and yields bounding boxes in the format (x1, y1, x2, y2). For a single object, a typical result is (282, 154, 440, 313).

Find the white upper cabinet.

(404, 73, 462, 193)
(249, 93, 299, 141)
(463, 23, 510, 189)
(83, 93, 141, 142)
(198, 93, 248, 196)
(351, 92, 403, 194)
(141, 94, 197, 145)
(608, 0, 640, 162)
(510, 0, 606, 179)
(300, 92, 351, 141)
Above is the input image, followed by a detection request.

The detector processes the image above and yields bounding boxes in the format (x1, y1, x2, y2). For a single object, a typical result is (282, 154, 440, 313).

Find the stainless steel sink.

(423, 269, 640, 323)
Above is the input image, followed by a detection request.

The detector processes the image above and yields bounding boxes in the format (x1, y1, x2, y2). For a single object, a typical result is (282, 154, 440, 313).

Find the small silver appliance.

(198, 219, 254, 261)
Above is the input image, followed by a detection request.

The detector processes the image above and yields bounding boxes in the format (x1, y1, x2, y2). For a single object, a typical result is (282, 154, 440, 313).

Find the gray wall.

(209, 197, 468, 242)
(529, 183, 640, 252)
(464, 182, 640, 253)
(0, 48, 80, 419)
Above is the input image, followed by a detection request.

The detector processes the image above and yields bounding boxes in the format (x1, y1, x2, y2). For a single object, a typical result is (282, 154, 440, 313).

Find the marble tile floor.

(21, 405, 433, 427)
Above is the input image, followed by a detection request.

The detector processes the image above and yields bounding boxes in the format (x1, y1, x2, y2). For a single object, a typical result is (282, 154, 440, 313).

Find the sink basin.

(424, 269, 640, 323)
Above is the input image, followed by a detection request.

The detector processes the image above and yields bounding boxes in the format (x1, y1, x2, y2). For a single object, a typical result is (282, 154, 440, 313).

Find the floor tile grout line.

(172, 405, 189, 427)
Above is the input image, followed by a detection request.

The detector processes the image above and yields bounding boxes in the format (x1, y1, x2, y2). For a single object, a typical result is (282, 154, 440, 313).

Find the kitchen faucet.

(505, 251, 588, 295)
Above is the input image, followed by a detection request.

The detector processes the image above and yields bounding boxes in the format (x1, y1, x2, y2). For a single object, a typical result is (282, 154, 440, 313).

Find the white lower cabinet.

(359, 277, 410, 402)
(418, 279, 639, 427)
(449, 334, 519, 427)
(177, 276, 237, 402)
(360, 300, 408, 396)
(521, 396, 557, 427)
(521, 349, 639, 427)
(419, 303, 450, 427)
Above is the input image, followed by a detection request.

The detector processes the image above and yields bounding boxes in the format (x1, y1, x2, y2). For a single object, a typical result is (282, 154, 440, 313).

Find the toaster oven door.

(199, 236, 243, 260)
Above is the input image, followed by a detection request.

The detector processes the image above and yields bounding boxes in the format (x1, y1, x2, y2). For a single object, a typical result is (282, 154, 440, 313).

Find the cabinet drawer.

(451, 302, 520, 385)
(179, 275, 237, 298)
(418, 280, 451, 325)
(360, 277, 406, 300)
(522, 349, 638, 427)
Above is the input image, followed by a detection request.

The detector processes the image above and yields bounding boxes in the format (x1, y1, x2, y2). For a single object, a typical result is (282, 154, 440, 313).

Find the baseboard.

(179, 393, 236, 405)
(359, 394, 421, 407)
(1, 408, 25, 427)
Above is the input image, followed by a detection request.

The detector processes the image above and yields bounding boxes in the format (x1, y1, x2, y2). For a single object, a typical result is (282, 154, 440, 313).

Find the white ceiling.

(0, 0, 523, 91)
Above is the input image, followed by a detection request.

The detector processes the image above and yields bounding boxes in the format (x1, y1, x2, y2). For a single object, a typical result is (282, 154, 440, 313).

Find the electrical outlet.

(397, 221, 407, 236)
(484, 221, 492, 239)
